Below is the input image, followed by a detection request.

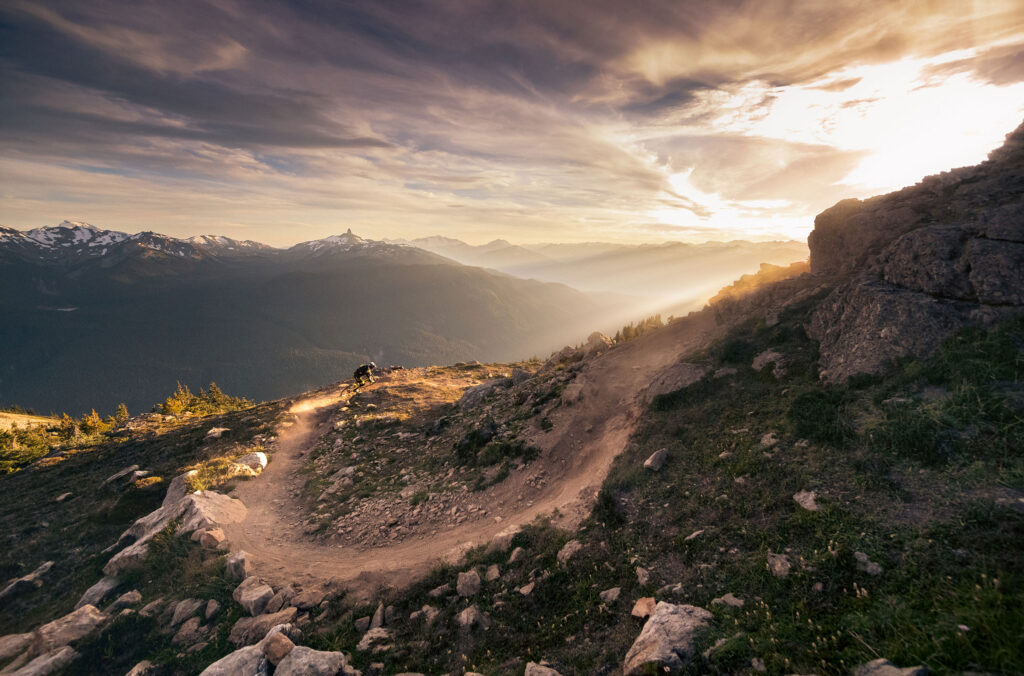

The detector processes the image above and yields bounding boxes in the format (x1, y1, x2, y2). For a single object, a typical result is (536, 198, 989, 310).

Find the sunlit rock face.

(808, 119, 1024, 381)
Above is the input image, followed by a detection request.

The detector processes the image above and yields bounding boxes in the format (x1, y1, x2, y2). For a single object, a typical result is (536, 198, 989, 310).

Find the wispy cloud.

(1, 0, 1022, 244)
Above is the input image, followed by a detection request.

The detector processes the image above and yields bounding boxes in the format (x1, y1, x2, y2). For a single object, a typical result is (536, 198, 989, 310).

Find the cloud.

(1, 0, 1023, 244)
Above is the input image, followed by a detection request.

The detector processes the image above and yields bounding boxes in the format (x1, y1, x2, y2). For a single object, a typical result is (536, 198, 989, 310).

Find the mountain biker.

(353, 362, 377, 387)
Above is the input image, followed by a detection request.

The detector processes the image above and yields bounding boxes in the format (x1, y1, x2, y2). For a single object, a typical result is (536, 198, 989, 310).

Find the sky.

(1, 1, 1023, 246)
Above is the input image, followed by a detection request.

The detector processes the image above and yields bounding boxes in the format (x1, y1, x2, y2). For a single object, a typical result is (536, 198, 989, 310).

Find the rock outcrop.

(808, 119, 1024, 381)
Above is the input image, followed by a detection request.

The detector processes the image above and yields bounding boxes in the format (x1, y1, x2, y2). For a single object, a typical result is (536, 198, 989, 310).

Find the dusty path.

(223, 311, 720, 598)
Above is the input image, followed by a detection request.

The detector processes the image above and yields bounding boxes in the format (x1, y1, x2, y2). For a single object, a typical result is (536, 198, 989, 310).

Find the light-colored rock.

(458, 380, 505, 410)
(631, 597, 656, 619)
(170, 598, 205, 626)
(125, 660, 154, 676)
(0, 562, 54, 603)
(760, 432, 778, 448)
(369, 602, 385, 630)
(711, 593, 745, 608)
(484, 529, 517, 554)
(354, 617, 370, 633)
(793, 490, 819, 511)
(485, 564, 500, 581)
(766, 552, 792, 578)
(29, 605, 106, 657)
(599, 587, 621, 603)
(643, 449, 668, 471)
(233, 577, 275, 616)
(854, 551, 883, 576)
(275, 646, 359, 676)
(457, 570, 481, 597)
(176, 491, 248, 536)
(519, 581, 535, 596)
(623, 602, 713, 675)
(525, 663, 563, 676)
(0, 633, 31, 661)
(264, 586, 292, 614)
(9, 646, 78, 676)
(291, 589, 325, 610)
(205, 599, 221, 621)
(108, 590, 141, 612)
(586, 331, 613, 354)
(171, 617, 204, 646)
(54, 492, 72, 503)
(684, 529, 704, 542)
(509, 546, 525, 563)
(636, 567, 650, 585)
(426, 583, 449, 598)
(228, 608, 297, 646)
(74, 576, 119, 609)
(101, 465, 140, 488)
(260, 631, 294, 665)
(456, 605, 489, 630)
(138, 599, 164, 618)
(226, 551, 251, 581)
(356, 627, 393, 653)
(644, 363, 709, 402)
(197, 528, 226, 548)
(235, 452, 268, 473)
(198, 645, 267, 675)
(102, 473, 195, 575)
(205, 427, 229, 439)
(556, 540, 582, 565)
(852, 658, 927, 676)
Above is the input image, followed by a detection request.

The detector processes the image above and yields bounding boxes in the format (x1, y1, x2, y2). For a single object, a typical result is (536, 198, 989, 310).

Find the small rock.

(171, 599, 205, 626)
(509, 547, 525, 563)
(525, 663, 563, 676)
(643, 449, 668, 471)
(427, 583, 449, 598)
(197, 645, 266, 675)
(354, 616, 370, 633)
(172, 617, 204, 646)
(854, 551, 883, 576)
(125, 660, 154, 676)
(636, 567, 650, 585)
(228, 608, 298, 646)
(198, 528, 226, 548)
(205, 427, 229, 439)
(75, 576, 119, 609)
(55, 492, 72, 502)
(711, 593, 744, 608)
(793, 490, 819, 511)
(205, 599, 221, 621)
(108, 590, 142, 612)
(631, 597, 656, 619)
(139, 599, 165, 618)
(1, 561, 55, 603)
(760, 432, 778, 448)
(556, 540, 582, 565)
(485, 564, 500, 581)
(812, 582, 824, 592)
(12, 647, 79, 675)
(261, 631, 294, 665)
(275, 646, 360, 676)
(766, 552, 792, 578)
(752, 656, 767, 672)
(684, 529, 704, 542)
(457, 570, 481, 597)
(356, 627, 393, 653)
(370, 602, 385, 629)
(235, 451, 268, 473)
(225, 551, 251, 581)
(456, 605, 489, 630)
(233, 577, 275, 616)
(852, 658, 928, 676)
(291, 589, 325, 610)
(599, 587, 621, 603)
(519, 581, 535, 596)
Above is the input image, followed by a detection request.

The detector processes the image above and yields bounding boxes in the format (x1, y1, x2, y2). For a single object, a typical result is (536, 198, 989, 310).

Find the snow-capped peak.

(25, 221, 131, 248)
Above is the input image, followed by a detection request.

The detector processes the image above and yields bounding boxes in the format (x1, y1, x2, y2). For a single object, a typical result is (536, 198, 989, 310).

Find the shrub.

(787, 389, 854, 446)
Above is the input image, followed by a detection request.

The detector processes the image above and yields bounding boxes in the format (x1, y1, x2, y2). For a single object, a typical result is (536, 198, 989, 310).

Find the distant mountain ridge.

(0, 223, 604, 414)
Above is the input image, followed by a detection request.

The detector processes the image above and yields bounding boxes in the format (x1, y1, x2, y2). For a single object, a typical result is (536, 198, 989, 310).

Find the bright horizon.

(2, 1, 1023, 247)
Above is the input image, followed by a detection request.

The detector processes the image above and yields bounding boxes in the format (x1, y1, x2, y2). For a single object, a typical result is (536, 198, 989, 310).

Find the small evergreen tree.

(114, 403, 130, 426)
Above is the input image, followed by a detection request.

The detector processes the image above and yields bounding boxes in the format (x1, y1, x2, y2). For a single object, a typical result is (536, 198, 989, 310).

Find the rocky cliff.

(807, 119, 1024, 381)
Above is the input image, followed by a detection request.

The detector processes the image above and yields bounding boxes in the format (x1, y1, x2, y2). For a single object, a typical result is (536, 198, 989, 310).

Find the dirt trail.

(222, 311, 720, 598)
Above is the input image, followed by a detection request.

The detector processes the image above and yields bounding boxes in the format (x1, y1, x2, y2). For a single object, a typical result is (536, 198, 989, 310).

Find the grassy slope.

(301, 301, 1023, 675)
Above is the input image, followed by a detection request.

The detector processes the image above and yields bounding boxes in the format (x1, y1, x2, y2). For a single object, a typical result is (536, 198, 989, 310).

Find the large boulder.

(29, 605, 106, 657)
(623, 602, 712, 675)
(233, 577, 275, 616)
(275, 646, 360, 676)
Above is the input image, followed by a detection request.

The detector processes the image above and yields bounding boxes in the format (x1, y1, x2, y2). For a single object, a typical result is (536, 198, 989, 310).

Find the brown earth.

(222, 310, 720, 599)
